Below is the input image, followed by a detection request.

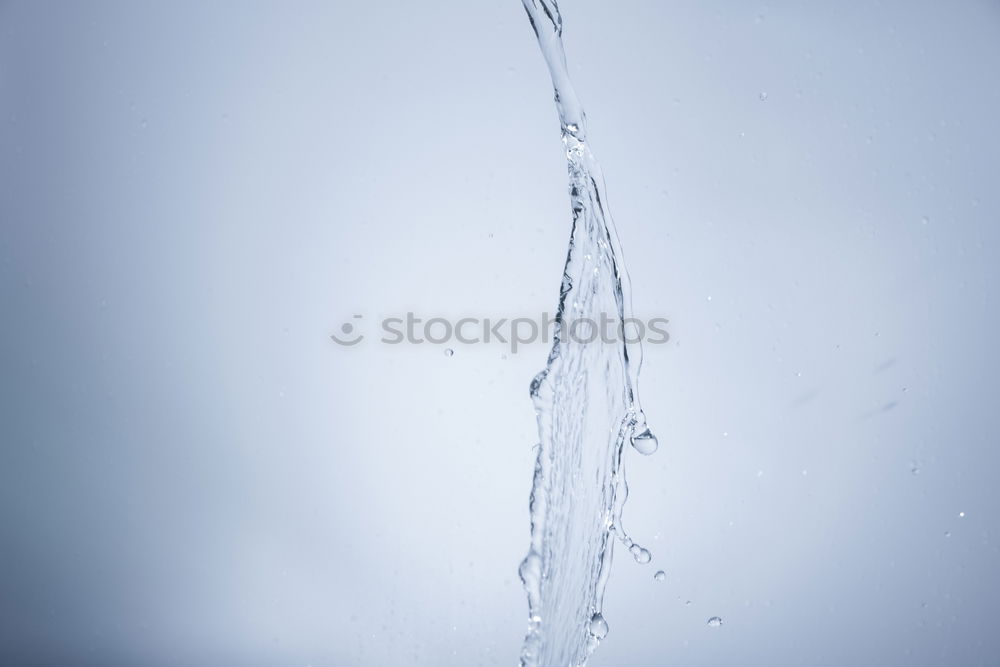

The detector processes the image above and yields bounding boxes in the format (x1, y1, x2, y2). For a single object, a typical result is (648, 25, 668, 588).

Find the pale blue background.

(2, 1, 999, 665)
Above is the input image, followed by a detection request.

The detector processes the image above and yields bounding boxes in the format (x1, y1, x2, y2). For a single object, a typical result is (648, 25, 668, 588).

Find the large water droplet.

(707, 616, 723, 627)
(630, 428, 658, 455)
(653, 570, 666, 582)
(588, 613, 609, 640)
(629, 544, 651, 564)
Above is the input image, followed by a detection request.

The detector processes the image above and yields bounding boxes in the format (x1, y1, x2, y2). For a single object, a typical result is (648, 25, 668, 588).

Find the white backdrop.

(1, 1, 999, 665)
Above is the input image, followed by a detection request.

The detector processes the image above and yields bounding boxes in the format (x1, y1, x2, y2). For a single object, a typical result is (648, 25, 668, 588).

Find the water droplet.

(630, 428, 658, 455)
(958, 511, 965, 518)
(444, 348, 454, 357)
(654, 570, 666, 582)
(629, 544, 651, 564)
(588, 613, 609, 640)
(759, 91, 768, 101)
(707, 616, 723, 627)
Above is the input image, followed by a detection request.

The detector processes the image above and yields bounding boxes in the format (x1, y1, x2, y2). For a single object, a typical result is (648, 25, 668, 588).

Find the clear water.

(518, 1, 658, 665)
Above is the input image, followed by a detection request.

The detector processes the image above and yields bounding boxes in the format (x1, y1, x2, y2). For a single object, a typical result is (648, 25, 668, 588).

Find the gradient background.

(2, 1, 999, 665)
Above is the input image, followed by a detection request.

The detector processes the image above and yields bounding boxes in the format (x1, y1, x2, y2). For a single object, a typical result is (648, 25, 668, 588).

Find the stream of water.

(518, 1, 659, 665)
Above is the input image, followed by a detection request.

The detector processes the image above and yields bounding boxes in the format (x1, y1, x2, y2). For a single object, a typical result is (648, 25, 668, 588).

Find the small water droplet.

(588, 613, 609, 640)
(629, 544, 651, 564)
(654, 570, 666, 582)
(759, 91, 768, 101)
(707, 616, 723, 627)
(630, 428, 658, 455)
(444, 348, 454, 357)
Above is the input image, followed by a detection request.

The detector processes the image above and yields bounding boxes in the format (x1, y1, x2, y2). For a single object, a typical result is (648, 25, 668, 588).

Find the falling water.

(518, 1, 659, 665)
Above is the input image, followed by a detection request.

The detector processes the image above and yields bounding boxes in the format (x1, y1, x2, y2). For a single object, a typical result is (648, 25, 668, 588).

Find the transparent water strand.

(517, 1, 660, 665)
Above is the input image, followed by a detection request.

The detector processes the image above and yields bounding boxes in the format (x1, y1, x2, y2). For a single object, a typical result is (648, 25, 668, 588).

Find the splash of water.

(518, 1, 659, 665)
